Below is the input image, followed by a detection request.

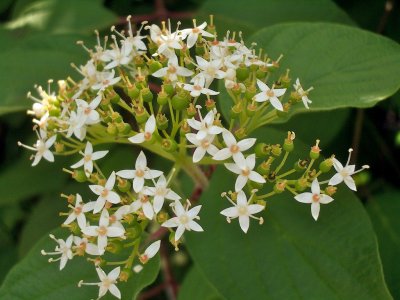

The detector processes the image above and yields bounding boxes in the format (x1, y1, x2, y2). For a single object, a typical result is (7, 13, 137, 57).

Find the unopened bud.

(273, 180, 286, 193)
(325, 186, 337, 196)
(310, 139, 321, 160)
(271, 144, 282, 157)
(295, 178, 308, 191)
(319, 158, 333, 173)
(255, 143, 270, 157)
(162, 138, 178, 152)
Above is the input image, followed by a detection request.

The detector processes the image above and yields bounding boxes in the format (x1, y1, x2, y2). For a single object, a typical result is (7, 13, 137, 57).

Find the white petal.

(328, 173, 344, 186)
(344, 176, 357, 191)
(144, 240, 161, 259)
(133, 177, 145, 193)
(71, 158, 84, 169)
(238, 215, 250, 233)
(175, 225, 186, 241)
(116, 170, 135, 179)
(129, 133, 145, 144)
(236, 191, 248, 206)
(213, 148, 231, 161)
(220, 207, 239, 218)
(82, 226, 98, 237)
(256, 79, 268, 92)
(311, 179, 320, 195)
(105, 172, 116, 190)
(187, 205, 202, 219)
(188, 220, 203, 232)
(109, 284, 121, 299)
(145, 115, 156, 133)
(93, 198, 106, 214)
(294, 193, 312, 203)
(162, 218, 179, 228)
(224, 163, 241, 174)
(311, 202, 320, 221)
(269, 96, 284, 111)
(91, 150, 108, 160)
(235, 175, 248, 192)
(193, 147, 207, 163)
(136, 151, 147, 170)
(319, 195, 334, 204)
(107, 227, 125, 237)
(107, 191, 121, 204)
(247, 204, 265, 215)
(249, 171, 266, 184)
(237, 138, 256, 151)
(142, 202, 154, 220)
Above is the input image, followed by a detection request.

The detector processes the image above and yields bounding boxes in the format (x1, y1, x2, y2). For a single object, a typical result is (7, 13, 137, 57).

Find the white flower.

(66, 110, 86, 141)
(220, 190, 264, 233)
(185, 133, 219, 163)
(81, 209, 125, 254)
(194, 56, 225, 86)
(139, 240, 161, 264)
(181, 76, 219, 98)
(181, 21, 214, 48)
(109, 205, 132, 229)
(41, 234, 73, 270)
(92, 69, 121, 92)
(101, 36, 133, 69)
(254, 79, 286, 111)
(151, 54, 193, 82)
(128, 115, 156, 144)
(328, 148, 369, 191)
(162, 200, 203, 241)
(78, 266, 121, 299)
(143, 175, 181, 214)
(130, 192, 155, 220)
(293, 78, 313, 109)
(73, 236, 101, 256)
(116, 151, 163, 193)
(89, 172, 121, 213)
(63, 194, 96, 229)
(294, 178, 334, 221)
(225, 154, 266, 191)
(75, 94, 102, 125)
(187, 107, 224, 140)
(71, 142, 108, 177)
(18, 130, 57, 166)
(213, 130, 256, 164)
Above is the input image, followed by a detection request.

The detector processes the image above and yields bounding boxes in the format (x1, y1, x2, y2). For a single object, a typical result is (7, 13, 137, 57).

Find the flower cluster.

(20, 16, 368, 299)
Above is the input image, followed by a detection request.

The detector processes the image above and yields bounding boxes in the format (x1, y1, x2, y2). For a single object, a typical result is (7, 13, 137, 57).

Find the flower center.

(312, 194, 320, 202)
(193, 85, 202, 91)
(84, 107, 91, 115)
(192, 27, 200, 33)
(136, 169, 145, 177)
(84, 154, 92, 162)
(144, 132, 152, 140)
(230, 144, 239, 153)
(179, 214, 189, 225)
(97, 226, 108, 236)
(242, 168, 250, 177)
(140, 195, 149, 203)
(168, 65, 177, 74)
(266, 90, 275, 97)
(201, 140, 210, 148)
(237, 205, 248, 216)
(74, 206, 82, 215)
(101, 189, 109, 197)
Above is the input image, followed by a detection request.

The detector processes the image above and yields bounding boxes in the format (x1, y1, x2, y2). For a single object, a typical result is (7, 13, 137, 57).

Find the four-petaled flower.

(162, 200, 203, 241)
(220, 190, 265, 233)
(89, 172, 121, 213)
(78, 266, 121, 299)
(187, 107, 223, 140)
(129, 115, 156, 144)
(63, 193, 95, 229)
(213, 130, 256, 164)
(254, 79, 286, 111)
(41, 234, 73, 270)
(294, 178, 334, 221)
(71, 142, 108, 177)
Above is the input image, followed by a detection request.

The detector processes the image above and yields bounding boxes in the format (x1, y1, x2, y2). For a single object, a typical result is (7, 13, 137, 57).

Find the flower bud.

(157, 91, 169, 106)
(255, 143, 270, 157)
(127, 85, 140, 100)
(162, 138, 178, 152)
(257, 161, 271, 175)
(119, 268, 133, 282)
(310, 139, 321, 160)
(148, 59, 163, 74)
(68, 222, 81, 235)
(172, 93, 190, 110)
(266, 171, 276, 182)
(246, 103, 257, 117)
(294, 159, 308, 171)
(126, 222, 142, 239)
(256, 199, 267, 207)
(54, 142, 64, 153)
(234, 128, 246, 139)
(273, 180, 286, 194)
(134, 107, 149, 124)
(244, 85, 257, 101)
(205, 98, 216, 110)
(319, 158, 333, 173)
(117, 178, 131, 193)
(325, 186, 337, 196)
(156, 211, 169, 223)
(107, 123, 118, 136)
(156, 114, 169, 130)
(180, 121, 190, 136)
(236, 64, 250, 81)
(283, 131, 295, 152)
(195, 44, 205, 55)
(141, 88, 153, 103)
(163, 83, 175, 96)
(295, 178, 308, 191)
(256, 67, 268, 80)
(186, 103, 197, 118)
(106, 240, 123, 254)
(231, 103, 243, 119)
(109, 91, 121, 104)
(111, 112, 123, 123)
(271, 144, 282, 157)
(72, 169, 87, 183)
(117, 122, 132, 135)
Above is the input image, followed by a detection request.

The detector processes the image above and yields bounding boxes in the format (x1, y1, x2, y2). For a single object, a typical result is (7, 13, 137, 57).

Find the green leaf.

(366, 189, 400, 299)
(186, 128, 391, 300)
(198, 0, 355, 37)
(178, 265, 225, 300)
(0, 228, 160, 300)
(0, 228, 17, 285)
(0, 32, 93, 115)
(8, 0, 117, 34)
(219, 23, 400, 122)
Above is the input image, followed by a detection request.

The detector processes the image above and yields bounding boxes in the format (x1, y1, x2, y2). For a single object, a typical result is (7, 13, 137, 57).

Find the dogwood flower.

(101, 35, 133, 69)
(294, 178, 334, 221)
(143, 175, 181, 214)
(220, 190, 264, 233)
(187, 106, 224, 140)
(75, 94, 102, 125)
(194, 56, 225, 86)
(89, 172, 121, 213)
(139, 240, 161, 264)
(185, 133, 219, 163)
(18, 130, 57, 166)
(151, 54, 193, 82)
(78, 266, 121, 299)
(63, 194, 96, 229)
(92, 69, 121, 92)
(81, 209, 125, 254)
(116, 151, 163, 193)
(293, 78, 313, 109)
(71, 142, 108, 177)
(213, 130, 256, 163)
(328, 148, 370, 191)
(162, 200, 203, 241)
(41, 234, 73, 270)
(254, 79, 286, 111)
(73, 236, 101, 256)
(225, 154, 266, 191)
(130, 192, 155, 220)
(181, 76, 219, 98)
(181, 21, 214, 48)
(66, 111, 86, 141)
(129, 115, 156, 144)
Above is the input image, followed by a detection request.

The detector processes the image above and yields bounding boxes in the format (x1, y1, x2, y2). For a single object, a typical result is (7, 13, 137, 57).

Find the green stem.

(275, 151, 289, 174)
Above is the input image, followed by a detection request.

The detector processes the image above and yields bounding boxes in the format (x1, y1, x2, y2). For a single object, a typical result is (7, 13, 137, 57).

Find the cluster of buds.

(19, 16, 369, 299)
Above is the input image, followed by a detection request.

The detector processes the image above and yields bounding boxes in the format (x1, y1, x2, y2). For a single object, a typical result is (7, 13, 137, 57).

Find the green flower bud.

(319, 158, 333, 173)
(127, 85, 140, 100)
(283, 131, 295, 152)
(126, 222, 142, 239)
(195, 43, 205, 55)
(255, 143, 270, 157)
(157, 211, 169, 223)
(117, 178, 131, 193)
(134, 56, 145, 68)
(134, 107, 149, 124)
(257, 160, 272, 175)
(294, 159, 308, 171)
(72, 169, 87, 183)
(49, 106, 61, 117)
(256, 67, 268, 80)
(157, 91, 169, 106)
(69, 222, 81, 235)
(295, 178, 308, 191)
(256, 199, 267, 207)
(141, 88, 153, 103)
(109, 91, 120, 104)
(246, 103, 257, 116)
(156, 114, 169, 130)
(309, 140, 321, 160)
(148, 60, 163, 74)
(180, 121, 190, 136)
(325, 186, 337, 196)
(172, 93, 190, 110)
(111, 112, 123, 123)
(163, 83, 175, 96)
(273, 180, 286, 194)
(236, 64, 250, 81)
(187, 103, 197, 118)
(184, 57, 196, 70)
(234, 128, 247, 139)
(231, 83, 242, 95)
(276, 103, 290, 118)
(205, 98, 216, 110)
(119, 268, 133, 282)
(271, 144, 282, 157)
(244, 85, 257, 101)
(54, 142, 65, 153)
(231, 102, 243, 119)
(106, 240, 123, 254)
(107, 123, 118, 136)
(100, 97, 111, 110)
(162, 138, 178, 152)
